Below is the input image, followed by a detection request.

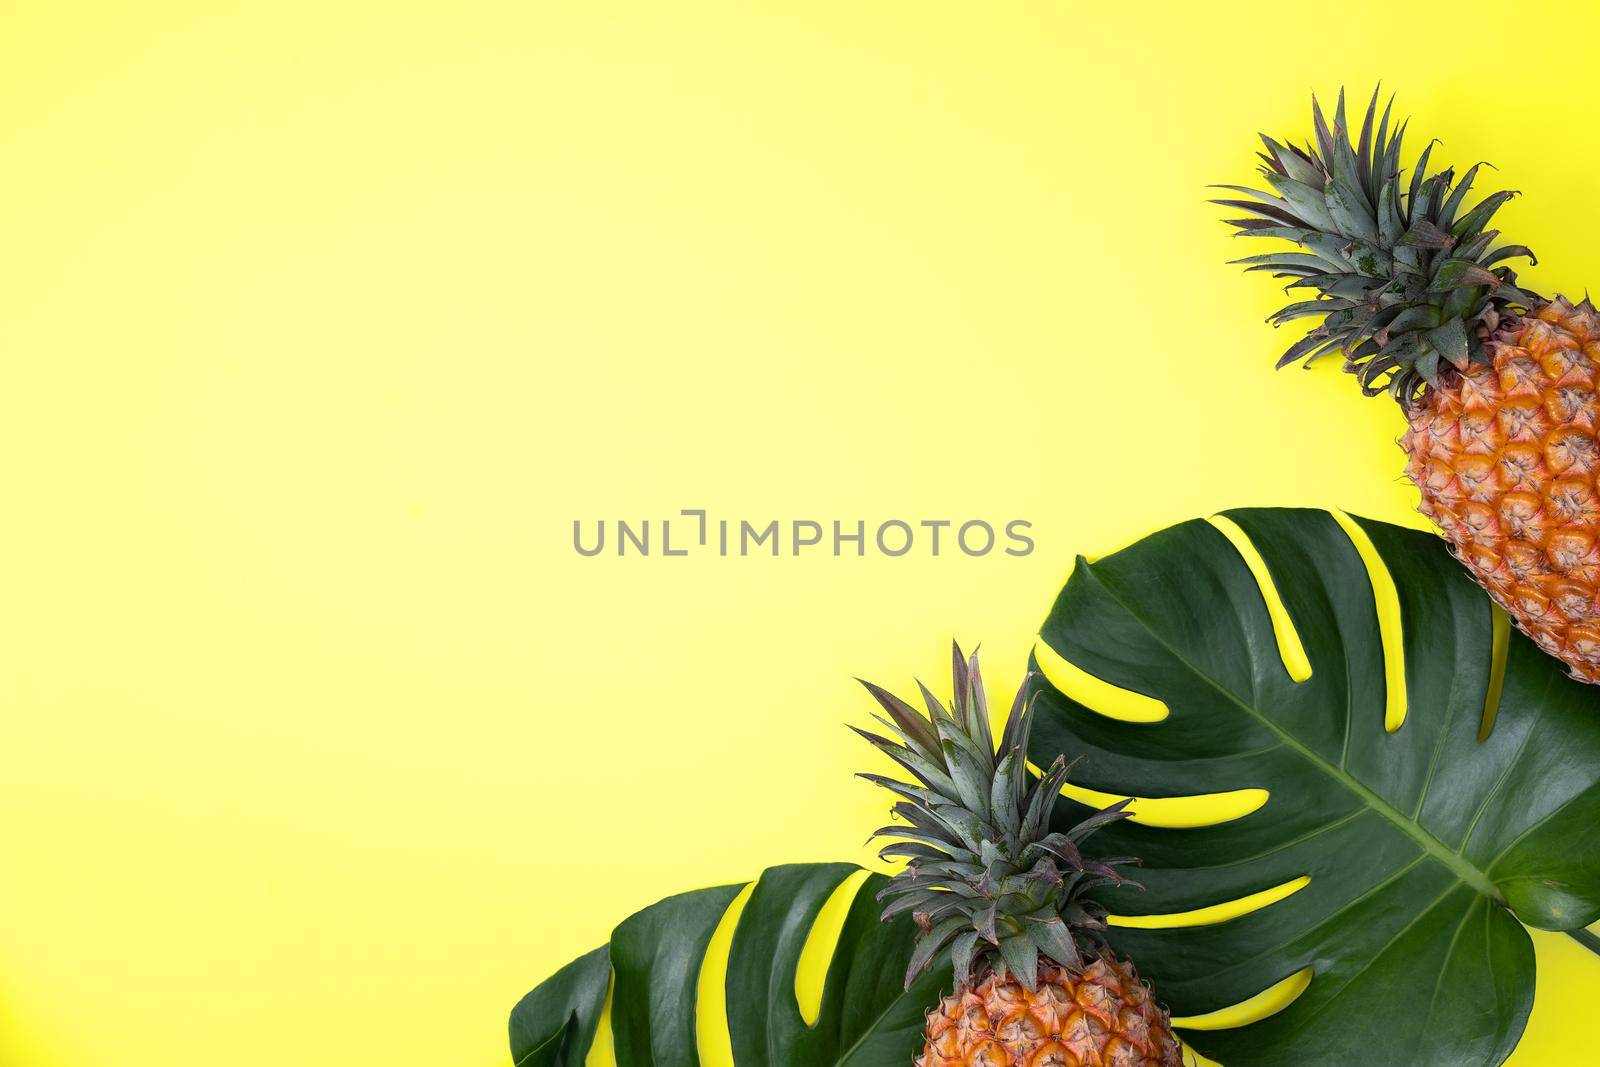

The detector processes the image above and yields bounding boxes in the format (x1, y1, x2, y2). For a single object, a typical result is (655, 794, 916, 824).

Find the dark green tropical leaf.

(510, 947, 611, 1067)
(1030, 507, 1600, 1067)
(509, 863, 947, 1066)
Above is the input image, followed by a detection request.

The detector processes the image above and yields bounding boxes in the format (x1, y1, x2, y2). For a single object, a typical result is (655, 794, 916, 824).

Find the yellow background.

(4, 2, 1599, 1064)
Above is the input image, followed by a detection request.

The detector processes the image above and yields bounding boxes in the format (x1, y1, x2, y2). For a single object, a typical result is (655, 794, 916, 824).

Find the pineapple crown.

(854, 644, 1139, 993)
(1216, 87, 1539, 405)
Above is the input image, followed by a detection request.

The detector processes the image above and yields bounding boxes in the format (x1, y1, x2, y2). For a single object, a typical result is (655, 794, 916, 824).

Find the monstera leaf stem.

(1566, 927, 1600, 957)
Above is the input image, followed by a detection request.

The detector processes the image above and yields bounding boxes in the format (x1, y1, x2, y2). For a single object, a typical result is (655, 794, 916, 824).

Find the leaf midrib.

(832, 980, 923, 1067)
(1082, 563, 1503, 903)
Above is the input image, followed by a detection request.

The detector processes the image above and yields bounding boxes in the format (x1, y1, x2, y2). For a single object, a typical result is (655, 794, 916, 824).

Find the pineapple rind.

(1407, 296, 1600, 684)
(918, 954, 1183, 1067)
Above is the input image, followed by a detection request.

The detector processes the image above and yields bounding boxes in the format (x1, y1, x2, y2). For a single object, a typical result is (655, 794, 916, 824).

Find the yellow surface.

(693, 883, 751, 1067)
(1050, 772, 1270, 830)
(1109, 877, 1312, 932)
(1332, 509, 1410, 732)
(3, 2, 1600, 1064)
(1206, 516, 1313, 684)
(1034, 628, 1172, 722)
(794, 869, 871, 1027)
(586, 976, 618, 1067)
(1172, 968, 1316, 1034)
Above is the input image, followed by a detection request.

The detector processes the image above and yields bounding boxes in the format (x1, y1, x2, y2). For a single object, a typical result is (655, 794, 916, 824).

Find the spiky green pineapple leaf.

(1219, 88, 1536, 402)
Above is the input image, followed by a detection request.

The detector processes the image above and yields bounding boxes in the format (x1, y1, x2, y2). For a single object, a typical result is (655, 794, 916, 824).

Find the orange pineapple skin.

(1404, 296, 1600, 683)
(917, 951, 1183, 1067)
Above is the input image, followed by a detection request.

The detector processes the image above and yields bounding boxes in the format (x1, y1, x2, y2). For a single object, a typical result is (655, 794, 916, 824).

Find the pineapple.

(1217, 90, 1600, 682)
(855, 645, 1182, 1067)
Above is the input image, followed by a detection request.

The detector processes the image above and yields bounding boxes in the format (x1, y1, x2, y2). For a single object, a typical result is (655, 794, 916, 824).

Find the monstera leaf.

(509, 863, 945, 1066)
(1030, 507, 1600, 1067)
